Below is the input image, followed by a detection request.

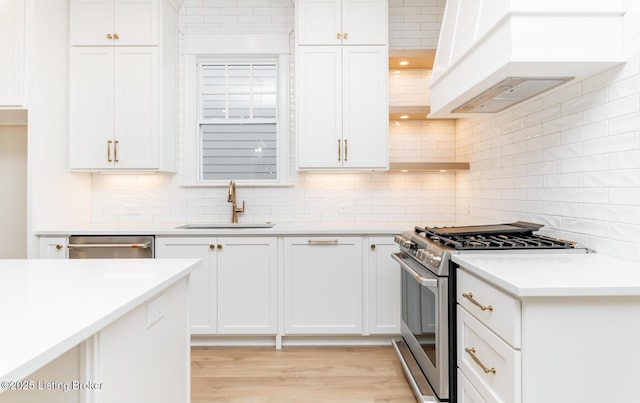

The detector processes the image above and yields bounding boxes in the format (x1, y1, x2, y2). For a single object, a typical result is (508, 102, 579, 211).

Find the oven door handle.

(392, 253, 438, 288)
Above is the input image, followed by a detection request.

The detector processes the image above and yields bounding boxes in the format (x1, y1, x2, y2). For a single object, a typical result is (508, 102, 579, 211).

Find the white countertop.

(452, 252, 640, 297)
(0, 258, 199, 385)
(35, 221, 413, 236)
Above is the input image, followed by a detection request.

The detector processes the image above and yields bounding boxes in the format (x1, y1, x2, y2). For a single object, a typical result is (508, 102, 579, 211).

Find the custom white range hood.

(429, 0, 626, 118)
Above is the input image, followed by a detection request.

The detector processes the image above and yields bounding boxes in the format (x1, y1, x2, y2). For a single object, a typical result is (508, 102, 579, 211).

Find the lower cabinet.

(366, 236, 400, 334)
(39, 237, 68, 259)
(38, 233, 402, 341)
(284, 236, 363, 334)
(456, 267, 640, 403)
(155, 236, 277, 335)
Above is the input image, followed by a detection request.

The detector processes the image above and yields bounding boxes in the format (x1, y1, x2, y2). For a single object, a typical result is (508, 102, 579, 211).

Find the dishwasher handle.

(68, 241, 152, 249)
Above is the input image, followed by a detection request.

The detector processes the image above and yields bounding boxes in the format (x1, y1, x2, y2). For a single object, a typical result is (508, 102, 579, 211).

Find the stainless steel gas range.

(390, 222, 587, 403)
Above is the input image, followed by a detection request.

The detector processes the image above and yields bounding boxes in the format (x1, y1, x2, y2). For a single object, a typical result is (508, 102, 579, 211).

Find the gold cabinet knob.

(343, 32, 348, 39)
(56, 244, 63, 250)
(217, 244, 223, 249)
(336, 33, 341, 39)
(370, 244, 376, 250)
(209, 244, 215, 249)
(113, 33, 119, 40)
(106, 33, 113, 39)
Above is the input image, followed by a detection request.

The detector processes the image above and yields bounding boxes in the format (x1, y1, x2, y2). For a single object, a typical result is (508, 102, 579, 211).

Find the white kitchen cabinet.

(69, 47, 165, 170)
(155, 237, 215, 334)
(366, 236, 400, 334)
(0, 0, 25, 106)
(456, 267, 640, 403)
(69, 0, 177, 172)
(284, 236, 363, 334)
(155, 236, 278, 335)
(296, 0, 387, 45)
(70, 0, 159, 46)
(296, 45, 388, 169)
(39, 237, 68, 259)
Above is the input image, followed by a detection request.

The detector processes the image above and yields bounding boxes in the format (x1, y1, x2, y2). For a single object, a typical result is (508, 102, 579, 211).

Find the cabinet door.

(69, 47, 159, 170)
(70, 0, 158, 46)
(296, 0, 387, 45)
(113, 47, 159, 169)
(296, 46, 343, 169)
(217, 237, 277, 334)
(342, 46, 388, 169)
(341, 0, 387, 45)
(284, 236, 363, 334)
(39, 237, 68, 259)
(0, 0, 25, 106)
(155, 237, 216, 334)
(69, 47, 114, 170)
(296, 0, 342, 45)
(113, 0, 159, 45)
(366, 237, 400, 334)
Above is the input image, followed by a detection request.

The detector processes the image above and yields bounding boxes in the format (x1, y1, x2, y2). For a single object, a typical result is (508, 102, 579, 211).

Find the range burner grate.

(415, 225, 576, 250)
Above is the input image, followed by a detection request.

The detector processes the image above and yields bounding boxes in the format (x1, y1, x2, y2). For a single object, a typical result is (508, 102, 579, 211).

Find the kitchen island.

(452, 252, 640, 403)
(0, 258, 199, 403)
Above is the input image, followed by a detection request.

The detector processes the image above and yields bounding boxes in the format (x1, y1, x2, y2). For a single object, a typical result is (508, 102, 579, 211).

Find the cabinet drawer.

(457, 269, 521, 347)
(457, 306, 521, 403)
(457, 369, 487, 403)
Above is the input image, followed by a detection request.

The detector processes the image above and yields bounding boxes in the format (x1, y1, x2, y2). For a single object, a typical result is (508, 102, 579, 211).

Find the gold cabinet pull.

(209, 244, 215, 249)
(113, 33, 119, 40)
(462, 292, 493, 311)
(113, 140, 119, 162)
(107, 140, 113, 162)
(308, 239, 339, 245)
(55, 244, 63, 250)
(106, 33, 113, 39)
(217, 244, 223, 249)
(465, 347, 496, 374)
(343, 32, 348, 39)
(337, 139, 341, 161)
(344, 139, 348, 161)
(370, 244, 376, 250)
(336, 33, 342, 39)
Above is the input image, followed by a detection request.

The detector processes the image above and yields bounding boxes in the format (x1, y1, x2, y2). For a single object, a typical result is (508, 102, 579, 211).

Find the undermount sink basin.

(176, 223, 275, 229)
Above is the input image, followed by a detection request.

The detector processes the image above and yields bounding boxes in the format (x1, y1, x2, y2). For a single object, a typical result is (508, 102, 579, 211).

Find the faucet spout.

(228, 180, 236, 203)
(227, 181, 245, 223)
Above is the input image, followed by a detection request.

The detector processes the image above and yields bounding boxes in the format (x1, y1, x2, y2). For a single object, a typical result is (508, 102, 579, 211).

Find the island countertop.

(452, 252, 640, 297)
(0, 258, 200, 387)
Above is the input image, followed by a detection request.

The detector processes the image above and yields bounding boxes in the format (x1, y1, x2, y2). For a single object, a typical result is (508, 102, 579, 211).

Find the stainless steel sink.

(176, 223, 275, 229)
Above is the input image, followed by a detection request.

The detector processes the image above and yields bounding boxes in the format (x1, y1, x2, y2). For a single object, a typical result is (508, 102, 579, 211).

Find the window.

(195, 60, 288, 183)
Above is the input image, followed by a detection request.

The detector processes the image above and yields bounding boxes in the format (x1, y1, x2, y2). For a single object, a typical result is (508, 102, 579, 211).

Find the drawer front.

(457, 369, 488, 403)
(457, 269, 522, 347)
(457, 306, 521, 403)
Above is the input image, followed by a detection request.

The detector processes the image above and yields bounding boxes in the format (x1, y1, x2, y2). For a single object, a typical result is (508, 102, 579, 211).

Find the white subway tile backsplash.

(542, 112, 582, 135)
(583, 132, 640, 155)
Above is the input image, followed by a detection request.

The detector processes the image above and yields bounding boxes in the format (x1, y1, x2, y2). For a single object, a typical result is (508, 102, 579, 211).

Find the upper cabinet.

(296, 0, 387, 45)
(295, 0, 388, 170)
(69, 0, 178, 172)
(70, 0, 159, 46)
(0, 0, 25, 107)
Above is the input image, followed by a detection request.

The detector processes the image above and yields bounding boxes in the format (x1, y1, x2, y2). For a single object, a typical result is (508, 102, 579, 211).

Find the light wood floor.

(191, 346, 416, 402)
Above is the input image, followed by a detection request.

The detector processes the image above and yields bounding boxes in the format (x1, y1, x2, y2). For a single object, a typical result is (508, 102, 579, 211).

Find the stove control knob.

(429, 253, 442, 265)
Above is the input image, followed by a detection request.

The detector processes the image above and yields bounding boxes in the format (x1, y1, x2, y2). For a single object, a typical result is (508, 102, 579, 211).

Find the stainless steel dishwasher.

(68, 235, 154, 259)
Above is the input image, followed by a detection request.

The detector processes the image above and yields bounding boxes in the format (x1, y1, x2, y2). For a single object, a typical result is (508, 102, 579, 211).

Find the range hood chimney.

(429, 0, 626, 118)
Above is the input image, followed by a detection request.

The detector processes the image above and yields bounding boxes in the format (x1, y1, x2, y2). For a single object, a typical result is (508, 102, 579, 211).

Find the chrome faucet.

(227, 181, 245, 224)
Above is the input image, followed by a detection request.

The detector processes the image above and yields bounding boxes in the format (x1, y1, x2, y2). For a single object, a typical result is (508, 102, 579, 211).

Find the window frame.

(184, 53, 291, 187)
